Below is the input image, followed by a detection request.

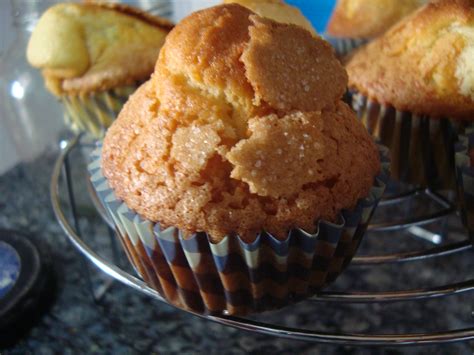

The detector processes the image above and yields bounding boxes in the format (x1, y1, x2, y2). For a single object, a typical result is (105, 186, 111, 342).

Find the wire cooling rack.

(50, 135, 474, 347)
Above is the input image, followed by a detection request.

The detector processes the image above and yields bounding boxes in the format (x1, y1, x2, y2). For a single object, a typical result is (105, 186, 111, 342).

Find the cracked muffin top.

(346, 0, 474, 120)
(327, 0, 427, 39)
(223, 0, 316, 35)
(27, 2, 174, 96)
(102, 4, 380, 243)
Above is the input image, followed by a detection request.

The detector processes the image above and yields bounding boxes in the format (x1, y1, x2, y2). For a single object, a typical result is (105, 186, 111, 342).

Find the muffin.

(327, 0, 427, 39)
(455, 129, 474, 242)
(345, 0, 474, 188)
(27, 2, 173, 137)
(223, 0, 316, 34)
(325, 0, 427, 56)
(90, 4, 388, 315)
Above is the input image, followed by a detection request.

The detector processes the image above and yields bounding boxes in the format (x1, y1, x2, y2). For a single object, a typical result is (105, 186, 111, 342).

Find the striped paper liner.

(349, 91, 467, 190)
(323, 35, 367, 57)
(62, 84, 138, 138)
(88, 143, 390, 315)
(455, 129, 474, 244)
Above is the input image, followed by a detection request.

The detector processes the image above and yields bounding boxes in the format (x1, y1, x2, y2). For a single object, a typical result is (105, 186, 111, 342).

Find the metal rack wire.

(50, 135, 474, 347)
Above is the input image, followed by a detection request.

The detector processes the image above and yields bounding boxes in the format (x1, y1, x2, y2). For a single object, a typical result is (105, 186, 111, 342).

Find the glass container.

(0, 0, 66, 173)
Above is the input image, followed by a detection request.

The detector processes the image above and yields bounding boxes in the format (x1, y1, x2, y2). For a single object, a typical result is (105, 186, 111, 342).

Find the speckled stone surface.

(0, 145, 473, 355)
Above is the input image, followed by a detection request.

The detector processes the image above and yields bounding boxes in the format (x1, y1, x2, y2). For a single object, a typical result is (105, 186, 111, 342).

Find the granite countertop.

(0, 146, 473, 355)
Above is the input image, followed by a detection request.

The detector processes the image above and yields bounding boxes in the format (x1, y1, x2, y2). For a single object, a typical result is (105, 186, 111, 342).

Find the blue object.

(0, 241, 21, 300)
(286, 0, 337, 33)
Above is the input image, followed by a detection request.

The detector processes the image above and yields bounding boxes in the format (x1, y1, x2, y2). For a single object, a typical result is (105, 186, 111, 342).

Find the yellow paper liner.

(62, 85, 138, 138)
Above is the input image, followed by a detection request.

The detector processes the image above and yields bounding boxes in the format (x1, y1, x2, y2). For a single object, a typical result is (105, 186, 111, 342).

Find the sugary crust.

(242, 15, 347, 113)
(27, 3, 173, 95)
(223, 0, 316, 35)
(154, 4, 258, 124)
(102, 5, 380, 243)
(226, 104, 379, 200)
(327, 0, 427, 39)
(346, 0, 474, 120)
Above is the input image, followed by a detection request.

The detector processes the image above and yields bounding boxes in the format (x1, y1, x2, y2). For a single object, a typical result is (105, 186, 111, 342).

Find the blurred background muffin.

(346, 0, 474, 188)
(92, 4, 387, 314)
(325, 0, 428, 55)
(27, 2, 173, 137)
(327, 0, 428, 39)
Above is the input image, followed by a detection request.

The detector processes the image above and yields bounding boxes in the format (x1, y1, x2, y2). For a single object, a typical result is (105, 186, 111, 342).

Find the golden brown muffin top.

(27, 2, 173, 96)
(102, 4, 380, 243)
(327, 0, 427, 39)
(223, 0, 316, 34)
(346, 0, 474, 120)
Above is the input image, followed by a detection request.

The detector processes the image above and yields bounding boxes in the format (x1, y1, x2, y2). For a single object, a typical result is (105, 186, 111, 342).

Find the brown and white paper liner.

(323, 35, 367, 57)
(455, 128, 474, 244)
(88, 144, 390, 315)
(62, 84, 138, 138)
(349, 91, 467, 190)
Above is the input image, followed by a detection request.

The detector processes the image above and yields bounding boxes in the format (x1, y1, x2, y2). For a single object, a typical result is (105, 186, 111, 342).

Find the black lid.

(0, 230, 56, 348)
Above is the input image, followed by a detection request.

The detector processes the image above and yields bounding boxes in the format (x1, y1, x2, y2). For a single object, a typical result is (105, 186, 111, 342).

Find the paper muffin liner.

(323, 35, 367, 57)
(349, 91, 468, 189)
(87, 143, 390, 315)
(455, 128, 474, 244)
(62, 84, 139, 138)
